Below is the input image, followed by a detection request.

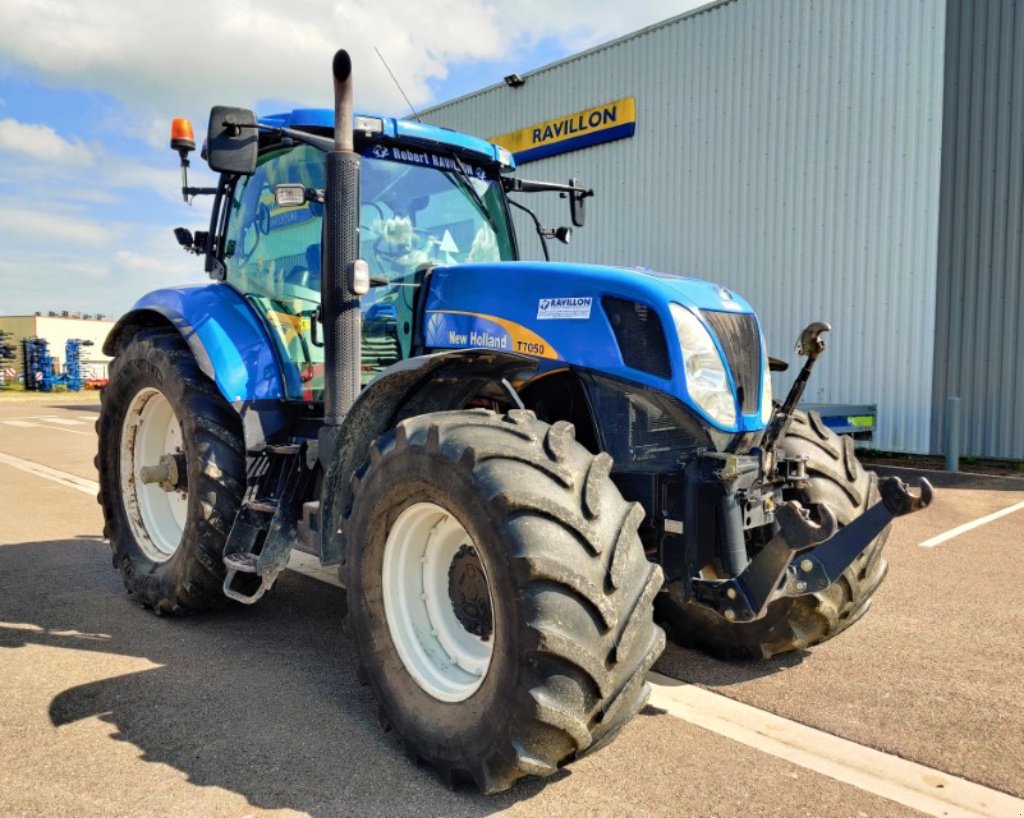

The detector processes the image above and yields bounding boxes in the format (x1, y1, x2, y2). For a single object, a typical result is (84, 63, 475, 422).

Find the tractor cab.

(198, 110, 522, 399)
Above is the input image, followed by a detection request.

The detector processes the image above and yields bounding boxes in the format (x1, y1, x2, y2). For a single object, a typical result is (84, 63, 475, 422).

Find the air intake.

(701, 311, 761, 415)
(602, 297, 671, 379)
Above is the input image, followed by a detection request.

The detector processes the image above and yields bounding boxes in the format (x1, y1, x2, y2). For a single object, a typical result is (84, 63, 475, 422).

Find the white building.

(0, 313, 115, 383)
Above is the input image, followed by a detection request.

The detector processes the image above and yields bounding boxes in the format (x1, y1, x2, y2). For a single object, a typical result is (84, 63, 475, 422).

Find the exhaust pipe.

(323, 49, 361, 426)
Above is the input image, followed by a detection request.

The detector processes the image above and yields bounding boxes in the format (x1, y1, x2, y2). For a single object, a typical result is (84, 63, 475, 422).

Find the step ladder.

(222, 441, 315, 604)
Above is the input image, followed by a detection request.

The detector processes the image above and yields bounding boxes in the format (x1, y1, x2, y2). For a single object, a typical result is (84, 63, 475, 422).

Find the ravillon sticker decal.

(536, 297, 593, 320)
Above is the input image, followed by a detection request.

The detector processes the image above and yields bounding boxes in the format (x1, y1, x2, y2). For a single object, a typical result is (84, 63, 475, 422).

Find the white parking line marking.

(39, 417, 86, 426)
(0, 417, 89, 435)
(646, 674, 1021, 818)
(9, 449, 1022, 816)
(920, 500, 1024, 548)
(0, 451, 98, 496)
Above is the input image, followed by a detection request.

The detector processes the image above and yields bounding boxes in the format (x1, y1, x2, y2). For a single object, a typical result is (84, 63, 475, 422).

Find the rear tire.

(343, 409, 665, 793)
(657, 410, 889, 660)
(96, 327, 246, 614)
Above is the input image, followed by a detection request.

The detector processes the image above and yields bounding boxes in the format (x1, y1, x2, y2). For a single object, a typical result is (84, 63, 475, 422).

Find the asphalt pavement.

(1, 393, 1022, 818)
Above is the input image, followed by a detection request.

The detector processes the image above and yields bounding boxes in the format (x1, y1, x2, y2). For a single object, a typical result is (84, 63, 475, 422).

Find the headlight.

(760, 336, 773, 424)
(669, 304, 736, 427)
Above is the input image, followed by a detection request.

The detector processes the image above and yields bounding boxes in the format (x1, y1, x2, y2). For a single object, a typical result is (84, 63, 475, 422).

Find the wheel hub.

(119, 387, 188, 562)
(381, 502, 495, 702)
(448, 545, 493, 640)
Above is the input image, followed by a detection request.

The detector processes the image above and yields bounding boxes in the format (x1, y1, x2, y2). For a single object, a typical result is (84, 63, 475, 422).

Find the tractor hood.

(421, 261, 767, 433)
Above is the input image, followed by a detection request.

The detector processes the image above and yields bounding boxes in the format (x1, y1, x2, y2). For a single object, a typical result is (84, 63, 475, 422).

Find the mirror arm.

(502, 177, 593, 198)
(507, 196, 550, 261)
(231, 122, 333, 152)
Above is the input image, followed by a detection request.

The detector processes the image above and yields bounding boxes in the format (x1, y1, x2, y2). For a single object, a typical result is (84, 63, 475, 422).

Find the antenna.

(375, 46, 422, 122)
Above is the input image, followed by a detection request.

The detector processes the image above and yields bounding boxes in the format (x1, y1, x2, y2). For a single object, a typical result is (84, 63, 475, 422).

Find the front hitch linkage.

(692, 476, 933, 623)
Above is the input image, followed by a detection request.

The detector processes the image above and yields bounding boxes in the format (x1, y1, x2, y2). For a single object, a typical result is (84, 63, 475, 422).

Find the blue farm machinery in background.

(95, 51, 933, 793)
(20, 338, 90, 392)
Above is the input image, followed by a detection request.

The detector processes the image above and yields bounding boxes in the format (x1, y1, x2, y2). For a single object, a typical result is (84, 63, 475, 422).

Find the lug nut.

(724, 609, 736, 621)
(796, 581, 807, 592)
(726, 587, 737, 600)
(800, 559, 814, 573)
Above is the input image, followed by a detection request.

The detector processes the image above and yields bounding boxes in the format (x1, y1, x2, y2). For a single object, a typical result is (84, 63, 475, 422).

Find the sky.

(0, 0, 709, 317)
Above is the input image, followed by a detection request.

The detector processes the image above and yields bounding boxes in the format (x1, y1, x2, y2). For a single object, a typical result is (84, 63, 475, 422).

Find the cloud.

(0, 117, 93, 165)
(0, 227, 208, 315)
(104, 157, 189, 202)
(0, 205, 122, 247)
(0, 0, 496, 116)
(0, 0, 706, 119)
(0, 138, 197, 202)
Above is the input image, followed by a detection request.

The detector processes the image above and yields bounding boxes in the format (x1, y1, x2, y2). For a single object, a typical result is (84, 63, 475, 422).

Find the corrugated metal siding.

(423, 0, 947, 452)
(933, 0, 1024, 459)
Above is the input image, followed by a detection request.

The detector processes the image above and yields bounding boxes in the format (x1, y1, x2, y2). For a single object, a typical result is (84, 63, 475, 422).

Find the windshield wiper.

(436, 149, 499, 234)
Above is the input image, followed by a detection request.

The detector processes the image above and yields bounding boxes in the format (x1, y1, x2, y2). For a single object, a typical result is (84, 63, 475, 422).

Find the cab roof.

(257, 109, 514, 169)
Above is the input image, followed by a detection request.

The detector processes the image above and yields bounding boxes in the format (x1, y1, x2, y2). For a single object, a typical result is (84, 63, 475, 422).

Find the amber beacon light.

(170, 117, 207, 202)
(170, 118, 196, 155)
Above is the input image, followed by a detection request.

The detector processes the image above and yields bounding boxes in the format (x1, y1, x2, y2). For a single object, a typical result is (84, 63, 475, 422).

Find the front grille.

(583, 373, 711, 471)
(702, 310, 761, 415)
(602, 297, 672, 379)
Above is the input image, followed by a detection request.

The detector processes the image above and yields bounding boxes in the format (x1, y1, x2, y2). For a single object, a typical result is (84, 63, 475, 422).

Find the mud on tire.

(96, 327, 247, 614)
(656, 410, 890, 660)
(342, 408, 666, 793)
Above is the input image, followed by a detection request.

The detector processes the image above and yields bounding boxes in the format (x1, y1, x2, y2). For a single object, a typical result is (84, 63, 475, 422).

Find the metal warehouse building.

(422, 0, 1023, 459)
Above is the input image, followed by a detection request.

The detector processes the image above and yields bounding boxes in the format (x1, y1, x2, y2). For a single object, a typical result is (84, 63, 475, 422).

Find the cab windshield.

(223, 142, 516, 399)
(360, 145, 516, 286)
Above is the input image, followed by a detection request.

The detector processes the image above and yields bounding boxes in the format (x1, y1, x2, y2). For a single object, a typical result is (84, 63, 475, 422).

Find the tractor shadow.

(653, 630, 808, 689)
(0, 538, 551, 817)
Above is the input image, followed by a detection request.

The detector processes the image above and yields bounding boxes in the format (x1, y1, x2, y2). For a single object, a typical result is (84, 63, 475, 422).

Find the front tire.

(343, 409, 665, 793)
(96, 328, 246, 614)
(657, 410, 890, 660)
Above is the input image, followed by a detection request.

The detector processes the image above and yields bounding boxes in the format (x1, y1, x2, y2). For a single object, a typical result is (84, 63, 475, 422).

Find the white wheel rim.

(119, 387, 187, 562)
(382, 502, 494, 702)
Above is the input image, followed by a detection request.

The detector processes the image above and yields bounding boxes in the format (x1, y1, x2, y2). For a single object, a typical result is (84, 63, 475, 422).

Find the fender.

(104, 285, 301, 403)
(319, 349, 538, 567)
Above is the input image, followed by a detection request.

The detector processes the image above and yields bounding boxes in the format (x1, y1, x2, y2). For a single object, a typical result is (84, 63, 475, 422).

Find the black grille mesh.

(602, 297, 672, 379)
(702, 310, 761, 414)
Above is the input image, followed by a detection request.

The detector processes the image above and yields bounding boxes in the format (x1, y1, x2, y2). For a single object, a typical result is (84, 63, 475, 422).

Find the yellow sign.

(491, 97, 637, 164)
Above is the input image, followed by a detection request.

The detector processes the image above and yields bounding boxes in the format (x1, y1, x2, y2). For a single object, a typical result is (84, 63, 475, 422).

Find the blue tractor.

(96, 52, 932, 792)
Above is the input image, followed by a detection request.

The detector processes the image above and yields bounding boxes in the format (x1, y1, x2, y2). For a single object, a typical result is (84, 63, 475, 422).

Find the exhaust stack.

(323, 49, 361, 426)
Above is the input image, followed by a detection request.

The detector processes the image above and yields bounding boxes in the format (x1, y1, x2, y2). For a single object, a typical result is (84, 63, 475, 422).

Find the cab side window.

(224, 144, 325, 307)
(223, 144, 326, 400)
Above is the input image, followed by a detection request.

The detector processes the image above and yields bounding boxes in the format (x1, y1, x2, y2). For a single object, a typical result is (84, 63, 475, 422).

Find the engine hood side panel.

(421, 261, 766, 433)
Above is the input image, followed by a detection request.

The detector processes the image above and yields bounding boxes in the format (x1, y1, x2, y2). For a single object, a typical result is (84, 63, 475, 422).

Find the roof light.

(353, 115, 384, 134)
(496, 146, 514, 167)
(170, 118, 195, 153)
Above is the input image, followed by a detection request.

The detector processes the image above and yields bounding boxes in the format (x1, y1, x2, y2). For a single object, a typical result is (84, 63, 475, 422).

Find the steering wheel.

(372, 227, 438, 275)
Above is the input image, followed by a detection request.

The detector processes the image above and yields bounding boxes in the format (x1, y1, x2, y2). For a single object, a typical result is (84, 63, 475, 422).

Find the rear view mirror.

(569, 178, 592, 228)
(173, 226, 194, 249)
(206, 106, 258, 175)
